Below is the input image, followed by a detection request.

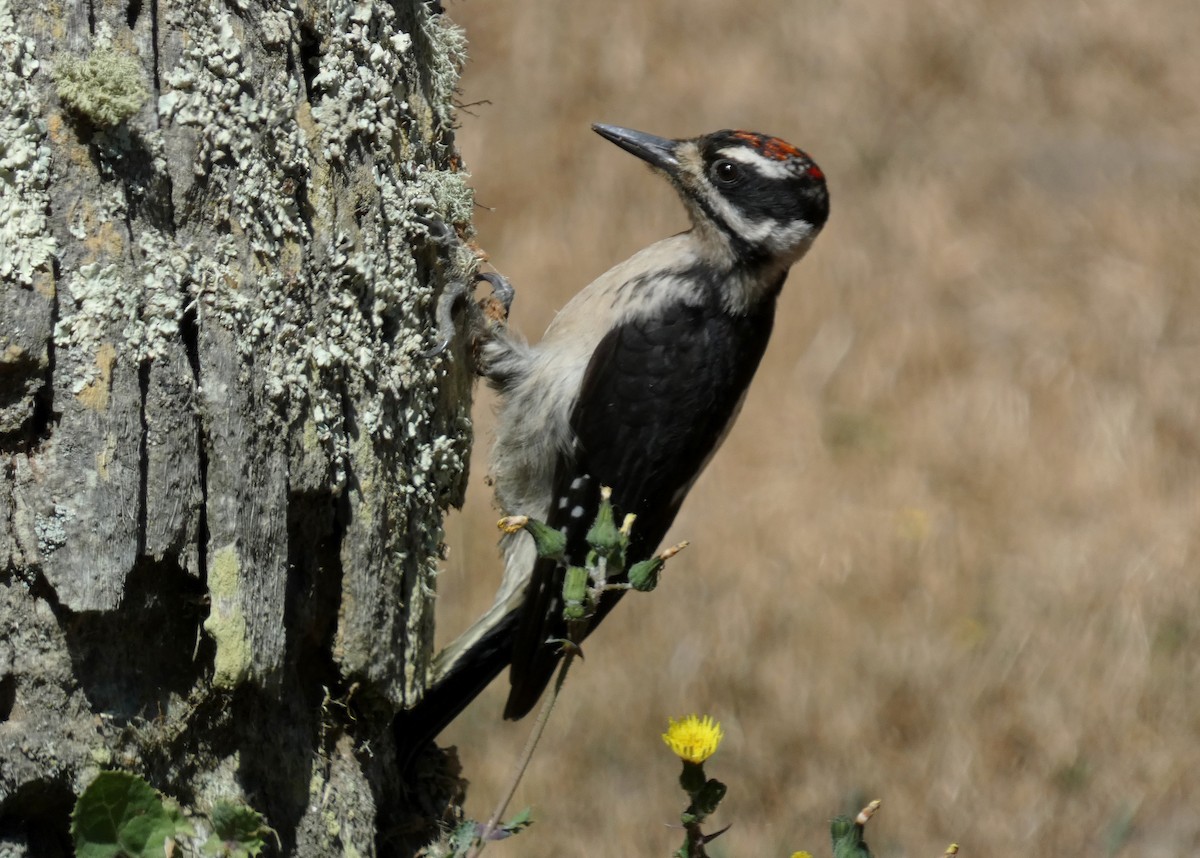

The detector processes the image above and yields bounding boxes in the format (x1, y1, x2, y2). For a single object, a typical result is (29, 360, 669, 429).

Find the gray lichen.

(54, 262, 137, 393)
(308, 2, 415, 164)
(159, 1, 474, 485)
(0, 0, 55, 287)
(147, 0, 475, 697)
(34, 503, 74, 555)
(157, 0, 315, 422)
(420, 8, 469, 136)
(2, 0, 478, 851)
(159, 10, 309, 255)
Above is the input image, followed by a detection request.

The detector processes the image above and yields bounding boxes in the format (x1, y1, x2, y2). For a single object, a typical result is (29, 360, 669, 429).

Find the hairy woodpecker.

(417, 123, 828, 737)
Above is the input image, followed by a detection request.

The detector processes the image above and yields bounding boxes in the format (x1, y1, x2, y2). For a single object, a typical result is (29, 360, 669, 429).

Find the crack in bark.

(1, 232, 60, 457)
(296, 20, 320, 102)
(180, 299, 208, 582)
(0, 777, 75, 855)
(149, 0, 160, 94)
(0, 673, 15, 722)
(136, 360, 150, 557)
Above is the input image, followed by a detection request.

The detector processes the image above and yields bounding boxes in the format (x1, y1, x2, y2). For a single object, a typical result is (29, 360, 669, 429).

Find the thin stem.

(684, 820, 709, 858)
(467, 650, 576, 857)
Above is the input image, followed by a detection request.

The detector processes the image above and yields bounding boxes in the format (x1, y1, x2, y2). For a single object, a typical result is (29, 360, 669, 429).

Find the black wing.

(504, 295, 778, 718)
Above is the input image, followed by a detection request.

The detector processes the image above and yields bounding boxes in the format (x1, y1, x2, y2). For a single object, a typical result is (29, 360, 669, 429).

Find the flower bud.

(627, 556, 663, 592)
(628, 541, 687, 592)
(498, 515, 566, 561)
(585, 486, 624, 563)
(562, 565, 589, 620)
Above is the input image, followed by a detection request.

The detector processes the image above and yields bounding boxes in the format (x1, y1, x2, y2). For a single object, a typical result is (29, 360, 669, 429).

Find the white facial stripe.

(717, 146, 796, 180)
(702, 189, 777, 243)
(700, 183, 815, 254)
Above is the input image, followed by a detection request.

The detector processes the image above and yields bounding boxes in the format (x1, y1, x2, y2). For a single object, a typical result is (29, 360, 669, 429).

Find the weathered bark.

(0, 0, 476, 854)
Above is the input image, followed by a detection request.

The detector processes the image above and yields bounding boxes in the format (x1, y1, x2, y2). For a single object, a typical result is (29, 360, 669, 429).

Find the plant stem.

(468, 650, 576, 857)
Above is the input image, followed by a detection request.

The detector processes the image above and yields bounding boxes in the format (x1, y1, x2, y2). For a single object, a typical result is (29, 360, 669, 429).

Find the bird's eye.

(712, 159, 742, 185)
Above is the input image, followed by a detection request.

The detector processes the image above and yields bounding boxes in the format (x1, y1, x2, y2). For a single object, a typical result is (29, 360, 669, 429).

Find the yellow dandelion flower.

(662, 714, 724, 764)
(791, 852, 814, 858)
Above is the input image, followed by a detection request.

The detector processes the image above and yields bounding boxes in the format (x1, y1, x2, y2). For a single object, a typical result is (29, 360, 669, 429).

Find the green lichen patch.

(204, 544, 252, 689)
(55, 46, 149, 127)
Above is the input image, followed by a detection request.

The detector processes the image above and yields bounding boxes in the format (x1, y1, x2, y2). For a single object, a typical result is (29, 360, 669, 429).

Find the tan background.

(435, 0, 1200, 854)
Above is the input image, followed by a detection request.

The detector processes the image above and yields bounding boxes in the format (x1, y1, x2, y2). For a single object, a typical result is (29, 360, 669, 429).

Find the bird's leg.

(413, 213, 516, 372)
(466, 271, 520, 384)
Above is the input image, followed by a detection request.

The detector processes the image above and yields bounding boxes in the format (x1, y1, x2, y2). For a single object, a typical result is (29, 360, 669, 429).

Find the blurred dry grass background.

(432, 0, 1200, 854)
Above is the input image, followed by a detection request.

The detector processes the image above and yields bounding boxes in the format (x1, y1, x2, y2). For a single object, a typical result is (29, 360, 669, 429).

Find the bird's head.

(593, 123, 830, 271)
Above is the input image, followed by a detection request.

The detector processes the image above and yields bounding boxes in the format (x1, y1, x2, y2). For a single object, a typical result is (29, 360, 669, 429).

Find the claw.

(423, 271, 516, 358)
(474, 271, 515, 329)
(476, 271, 515, 314)
(413, 210, 516, 361)
(415, 211, 468, 359)
(422, 278, 468, 358)
(413, 213, 457, 249)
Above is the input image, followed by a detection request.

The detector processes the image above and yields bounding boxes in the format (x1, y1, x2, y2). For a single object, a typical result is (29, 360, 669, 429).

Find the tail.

(394, 532, 537, 756)
(394, 605, 521, 764)
(395, 531, 569, 759)
(502, 553, 569, 720)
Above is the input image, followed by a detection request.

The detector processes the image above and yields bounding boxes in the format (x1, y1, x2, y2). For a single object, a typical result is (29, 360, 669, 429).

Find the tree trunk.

(0, 0, 475, 854)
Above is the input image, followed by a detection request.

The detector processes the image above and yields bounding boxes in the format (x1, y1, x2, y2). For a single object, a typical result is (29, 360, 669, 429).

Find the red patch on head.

(732, 130, 805, 162)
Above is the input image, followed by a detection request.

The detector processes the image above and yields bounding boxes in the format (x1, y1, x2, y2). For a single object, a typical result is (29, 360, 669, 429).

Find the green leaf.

(500, 807, 534, 836)
(203, 799, 273, 857)
(71, 771, 181, 858)
(164, 800, 197, 840)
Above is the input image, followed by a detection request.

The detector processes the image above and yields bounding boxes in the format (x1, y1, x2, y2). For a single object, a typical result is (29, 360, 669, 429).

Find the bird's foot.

(413, 212, 517, 364)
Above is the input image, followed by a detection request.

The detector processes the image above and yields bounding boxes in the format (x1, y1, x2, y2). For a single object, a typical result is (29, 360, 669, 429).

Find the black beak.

(592, 124, 680, 172)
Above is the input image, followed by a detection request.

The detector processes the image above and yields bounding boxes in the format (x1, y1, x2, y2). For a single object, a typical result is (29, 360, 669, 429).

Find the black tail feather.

(394, 610, 520, 768)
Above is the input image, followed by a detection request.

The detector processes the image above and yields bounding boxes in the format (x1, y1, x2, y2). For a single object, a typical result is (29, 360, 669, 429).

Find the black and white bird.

(414, 123, 829, 738)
